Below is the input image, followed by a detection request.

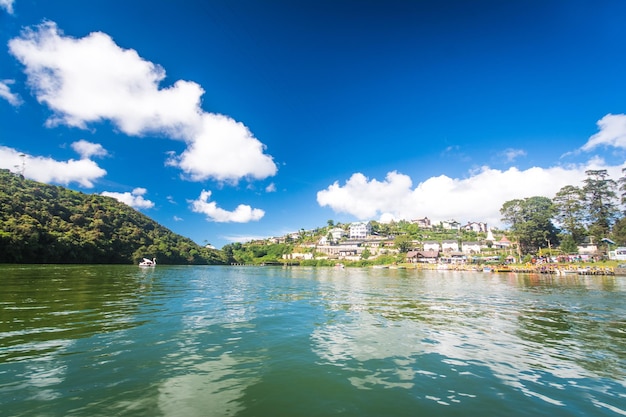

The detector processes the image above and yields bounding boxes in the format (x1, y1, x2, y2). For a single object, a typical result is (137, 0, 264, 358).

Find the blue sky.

(2, 0, 626, 248)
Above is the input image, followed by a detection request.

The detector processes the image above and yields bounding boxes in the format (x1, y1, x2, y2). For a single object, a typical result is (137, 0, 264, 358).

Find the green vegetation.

(4, 167, 626, 266)
(0, 170, 227, 264)
(225, 169, 626, 266)
(509, 169, 626, 254)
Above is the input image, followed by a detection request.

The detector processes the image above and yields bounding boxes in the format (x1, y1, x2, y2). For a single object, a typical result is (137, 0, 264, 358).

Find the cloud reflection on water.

(309, 269, 626, 411)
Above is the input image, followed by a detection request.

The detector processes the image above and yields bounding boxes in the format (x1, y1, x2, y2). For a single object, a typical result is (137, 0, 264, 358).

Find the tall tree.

(618, 167, 626, 210)
(500, 196, 559, 254)
(611, 217, 626, 246)
(583, 169, 619, 242)
(552, 185, 586, 244)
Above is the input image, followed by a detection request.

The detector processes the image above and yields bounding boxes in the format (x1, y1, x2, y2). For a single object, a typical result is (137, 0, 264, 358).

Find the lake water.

(1, 265, 625, 417)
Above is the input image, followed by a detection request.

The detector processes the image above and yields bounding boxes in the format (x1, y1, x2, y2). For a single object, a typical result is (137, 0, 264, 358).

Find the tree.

(618, 167, 626, 209)
(394, 235, 412, 253)
(611, 217, 626, 245)
(500, 196, 559, 254)
(327, 219, 334, 227)
(553, 185, 586, 244)
(583, 169, 619, 242)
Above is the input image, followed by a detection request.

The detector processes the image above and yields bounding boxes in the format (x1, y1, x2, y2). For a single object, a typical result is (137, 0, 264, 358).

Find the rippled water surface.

(1, 265, 625, 416)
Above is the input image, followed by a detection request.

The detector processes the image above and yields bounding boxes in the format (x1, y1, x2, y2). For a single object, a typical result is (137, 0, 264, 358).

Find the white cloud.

(8, 21, 277, 183)
(190, 190, 264, 223)
(317, 160, 623, 229)
(0, 145, 106, 187)
(0, 0, 14, 14)
(0, 80, 22, 106)
(265, 182, 276, 192)
(101, 187, 155, 209)
(167, 113, 277, 182)
(581, 113, 626, 151)
(173, 216, 183, 222)
(71, 139, 108, 159)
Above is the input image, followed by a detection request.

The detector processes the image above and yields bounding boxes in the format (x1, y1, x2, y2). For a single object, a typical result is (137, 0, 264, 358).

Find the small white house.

(463, 222, 488, 233)
(441, 240, 459, 252)
(441, 219, 461, 230)
(423, 241, 440, 252)
(329, 227, 346, 241)
(461, 241, 481, 254)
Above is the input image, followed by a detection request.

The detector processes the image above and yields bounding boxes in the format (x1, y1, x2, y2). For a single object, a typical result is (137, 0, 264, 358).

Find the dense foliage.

(0, 170, 227, 264)
(502, 169, 626, 255)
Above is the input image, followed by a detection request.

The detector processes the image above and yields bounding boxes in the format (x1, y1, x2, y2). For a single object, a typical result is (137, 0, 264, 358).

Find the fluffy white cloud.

(581, 113, 626, 151)
(0, 145, 106, 187)
(0, 80, 22, 106)
(167, 113, 277, 182)
(8, 21, 277, 183)
(101, 187, 155, 209)
(190, 190, 264, 223)
(317, 161, 623, 228)
(265, 182, 277, 193)
(71, 139, 108, 159)
(0, 0, 14, 14)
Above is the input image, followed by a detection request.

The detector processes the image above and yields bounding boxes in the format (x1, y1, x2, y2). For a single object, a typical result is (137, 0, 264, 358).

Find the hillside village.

(244, 218, 602, 265)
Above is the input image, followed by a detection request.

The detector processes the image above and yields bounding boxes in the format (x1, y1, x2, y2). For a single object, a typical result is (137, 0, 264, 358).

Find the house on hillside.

(463, 222, 488, 233)
(423, 241, 440, 252)
(461, 241, 481, 254)
(441, 219, 461, 230)
(494, 235, 512, 249)
(329, 227, 346, 241)
(441, 240, 459, 252)
(412, 217, 432, 228)
(319, 227, 346, 245)
(349, 221, 371, 239)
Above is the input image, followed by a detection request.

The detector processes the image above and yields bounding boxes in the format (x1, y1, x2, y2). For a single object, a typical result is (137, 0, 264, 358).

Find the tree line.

(501, 169, 626, 255)
(0, 169, 228, 264)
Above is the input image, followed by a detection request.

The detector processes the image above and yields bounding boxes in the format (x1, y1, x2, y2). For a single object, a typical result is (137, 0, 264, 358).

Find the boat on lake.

(139, 257, 156, 267)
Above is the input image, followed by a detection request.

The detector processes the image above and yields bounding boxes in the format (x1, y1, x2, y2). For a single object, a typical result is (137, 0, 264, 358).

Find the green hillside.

(0, 169, 227, 264)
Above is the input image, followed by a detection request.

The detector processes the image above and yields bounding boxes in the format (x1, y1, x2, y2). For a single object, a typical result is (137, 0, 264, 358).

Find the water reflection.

(157, 267, 267, 417)
(310, 268, 626, 412)
(158, 352, 261, 417)
(2, 265, 625, 416)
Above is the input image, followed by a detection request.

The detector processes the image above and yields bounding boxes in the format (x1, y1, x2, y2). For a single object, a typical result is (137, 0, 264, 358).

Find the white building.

(349, 221, 371, 239)
(461, 241, 481, 254)
(441, 219, 461, 230)
(329, 227, 346, 241)
(441, 240, 459, 252)
(423, 241, 440, 252)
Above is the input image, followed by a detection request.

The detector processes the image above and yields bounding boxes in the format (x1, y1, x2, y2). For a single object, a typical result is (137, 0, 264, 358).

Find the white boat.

(139, 257, 157, 267)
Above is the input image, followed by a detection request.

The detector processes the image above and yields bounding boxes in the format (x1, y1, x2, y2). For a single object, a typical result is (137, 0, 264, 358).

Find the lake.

(1, 265, 625, 416)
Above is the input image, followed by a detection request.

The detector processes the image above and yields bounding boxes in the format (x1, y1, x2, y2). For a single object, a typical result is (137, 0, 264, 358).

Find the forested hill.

(0, 169, 227, 264)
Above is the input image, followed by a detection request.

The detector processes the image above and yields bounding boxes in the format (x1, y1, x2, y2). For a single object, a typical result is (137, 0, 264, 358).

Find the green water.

(1, 265, 625, 416)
